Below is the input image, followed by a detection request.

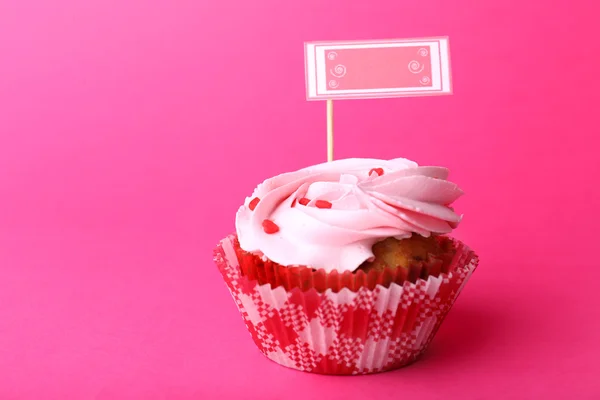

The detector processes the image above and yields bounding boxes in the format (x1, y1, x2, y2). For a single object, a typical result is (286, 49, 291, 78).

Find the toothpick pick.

(327, 99, 334, 162)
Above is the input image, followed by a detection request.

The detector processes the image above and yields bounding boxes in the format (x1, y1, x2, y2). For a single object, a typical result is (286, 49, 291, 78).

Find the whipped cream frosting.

(235, 158, 463, 273)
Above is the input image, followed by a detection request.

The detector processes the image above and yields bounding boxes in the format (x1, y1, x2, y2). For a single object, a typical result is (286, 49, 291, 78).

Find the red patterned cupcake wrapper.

(214, 234, 478, 375)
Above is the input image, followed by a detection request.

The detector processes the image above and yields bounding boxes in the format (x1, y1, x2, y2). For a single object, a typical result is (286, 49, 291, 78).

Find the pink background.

(0, 0, 599, 399)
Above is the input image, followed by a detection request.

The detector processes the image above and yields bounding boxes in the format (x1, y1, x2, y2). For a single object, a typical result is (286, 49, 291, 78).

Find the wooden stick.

(327, 99, 334, 162)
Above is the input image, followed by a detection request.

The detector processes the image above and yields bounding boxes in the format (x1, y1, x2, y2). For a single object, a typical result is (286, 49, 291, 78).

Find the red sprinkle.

(299, 198, 311, 206)
(369, 168, 384, 176)
(248, 197, 260, 211)
(315, 200, 332, 209)
(291, 198, 297, 207)
(262, 219, 279, 234)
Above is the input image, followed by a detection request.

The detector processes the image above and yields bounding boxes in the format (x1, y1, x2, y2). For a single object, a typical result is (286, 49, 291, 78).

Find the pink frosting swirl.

(236, 158, 463, 273)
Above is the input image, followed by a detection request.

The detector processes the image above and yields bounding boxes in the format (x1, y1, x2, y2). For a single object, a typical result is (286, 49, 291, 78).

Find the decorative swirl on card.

(418, 47, 429, 57)
(329, 80, 339, 89)
(419, 76, 431, 85)
(408, 60, 424, 74)
(330, 64, 347, 78)
(327, 52, 337, 60)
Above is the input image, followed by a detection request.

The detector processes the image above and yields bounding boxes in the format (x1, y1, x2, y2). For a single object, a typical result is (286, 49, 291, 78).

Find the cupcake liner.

(214, 234, 478, 375)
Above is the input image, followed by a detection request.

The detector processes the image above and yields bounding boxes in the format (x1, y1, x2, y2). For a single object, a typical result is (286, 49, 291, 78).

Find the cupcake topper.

(304, 37, 453, 161)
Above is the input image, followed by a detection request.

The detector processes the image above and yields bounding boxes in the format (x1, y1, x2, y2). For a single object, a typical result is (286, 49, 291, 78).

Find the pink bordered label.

(305, 37, 452, 100)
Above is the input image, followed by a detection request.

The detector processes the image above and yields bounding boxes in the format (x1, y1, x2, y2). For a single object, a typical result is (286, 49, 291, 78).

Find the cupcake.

(214, 158, 478, 375)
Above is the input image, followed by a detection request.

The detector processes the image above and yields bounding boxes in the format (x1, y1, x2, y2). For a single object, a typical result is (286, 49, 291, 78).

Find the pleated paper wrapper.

(214, 234, 478, 375)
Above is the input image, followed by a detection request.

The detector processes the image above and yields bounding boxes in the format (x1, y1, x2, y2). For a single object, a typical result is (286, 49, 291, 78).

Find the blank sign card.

(305, 37, 452, 100)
